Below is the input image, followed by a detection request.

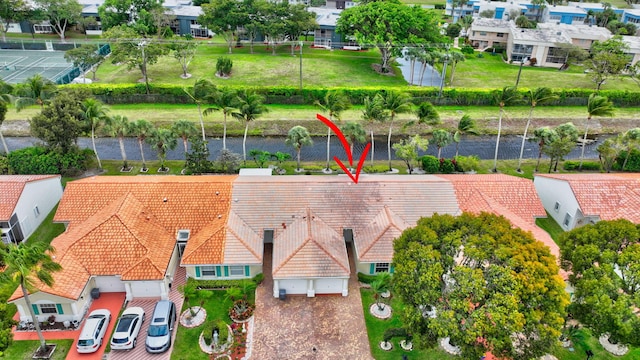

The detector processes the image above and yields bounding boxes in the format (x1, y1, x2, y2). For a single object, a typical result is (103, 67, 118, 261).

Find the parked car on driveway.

(145, 300, 176, 353)
(111, 307, 145, 350)
(77, 309, 111, 353)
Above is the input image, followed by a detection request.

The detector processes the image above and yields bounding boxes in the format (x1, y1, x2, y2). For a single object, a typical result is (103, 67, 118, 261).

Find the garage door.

(277, 279, 307, 295)
(129, 281, 163, 298)
(315, 278, 343, 294)
(94, 276, 126, 292)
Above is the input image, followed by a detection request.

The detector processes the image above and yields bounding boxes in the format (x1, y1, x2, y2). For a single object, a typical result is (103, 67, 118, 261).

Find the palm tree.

(415, 101, 440, 126)
(491, 86, 522, 172)
(533, 126, 555, 172)
(378, 91, 413, 171)
(130, 119, 154, 171)
(517, 87, 558, 172)
(147, 127, 178, 171)
(459, 15, 474, 37)
(448, 51, 465, 86)
(285, 125, 313, 171)
(183, 79, 218, 141)
(233, 90, 268, 164)
(1, 242, 62, 353)
(81, 98, 110, 170)
(371, 272, 391, 311)
(621, 128, 640, 171)
(341, 121, 366, 161)
(433, 129, 453, 158)
(417, 51, 433, 87)
(315, 91, 351, 171)
(405, 47, 422, 85)
(0, 81, 15, 154)
(104, 115, 131, 170)
(205, 88, 239, 150)
(580, 94, 614, 170)
(14, 74, 56, 111)
(454, 114, 477, 157)
(361, 95, 388, 167)
(171, 119, 198, 155)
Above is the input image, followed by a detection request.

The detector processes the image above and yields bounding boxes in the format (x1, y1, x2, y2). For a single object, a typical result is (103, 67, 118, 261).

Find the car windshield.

(148, 324, 168, 337)
(78, 339, 94, 346)
(116, 316, 134, 332)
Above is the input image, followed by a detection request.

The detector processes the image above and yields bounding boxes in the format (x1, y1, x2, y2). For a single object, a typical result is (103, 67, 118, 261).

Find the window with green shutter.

(195, 266, 201, 277)
(56, 304, 64, 314)
(32, 304, 39, 315)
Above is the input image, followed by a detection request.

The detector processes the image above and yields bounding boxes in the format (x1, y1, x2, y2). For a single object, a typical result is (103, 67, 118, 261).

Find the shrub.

(421, 155, 440, 174)
(357, 272, 377, 284)
(383, 328, 408, 343)
(216, 57, 233, 77)
(529, 58, 537, 66)
(563, 160, 601, 171)
(252, 273, 264, 285)
(454, 155, 479, 172)
(7, 147, 90, 176)
(0, 156, 8, 174)
(439, 158, 456, 174)
(460, 45, 474, 55)
(216, 320, 229, 343)
(363, 164, 389, 173)
(202, 321, 215, 345)
(615, 149, 640, 171)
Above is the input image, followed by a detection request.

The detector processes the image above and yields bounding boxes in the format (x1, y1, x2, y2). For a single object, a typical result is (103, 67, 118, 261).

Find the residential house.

(547, 5, 587, 25)
(534, 173, 640, 231)
(468, 18, 512, 50)
(325, 0, 356, 10)
(506, 23, 572, 67)
(622, 9, 640, 26)
(9, 174, 559, 322)
(622, 35, 640, 65)
(537, 22, 611, 50)
(0, 175, 62, 245)
(309, 7, 344, 49)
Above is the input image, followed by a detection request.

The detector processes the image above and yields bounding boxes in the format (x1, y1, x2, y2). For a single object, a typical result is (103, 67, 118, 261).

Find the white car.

(77, 309, 111, 353)
(111, 307, 145, 350)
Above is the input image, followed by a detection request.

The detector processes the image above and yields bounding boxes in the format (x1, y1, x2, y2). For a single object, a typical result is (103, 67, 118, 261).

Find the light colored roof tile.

(355, 206, 411, 263)
(223, 211, 263, 264)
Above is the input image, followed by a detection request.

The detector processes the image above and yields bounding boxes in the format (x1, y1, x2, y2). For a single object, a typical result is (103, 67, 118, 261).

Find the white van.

(145, 300, 176, 353)
(77, 309, 111, 353)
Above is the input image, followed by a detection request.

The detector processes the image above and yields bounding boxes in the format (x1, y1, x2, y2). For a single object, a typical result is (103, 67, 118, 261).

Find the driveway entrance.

(251, 244, 372, 359)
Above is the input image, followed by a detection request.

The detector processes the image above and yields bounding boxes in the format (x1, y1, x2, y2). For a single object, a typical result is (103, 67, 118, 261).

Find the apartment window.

(496, 32, 504, 37)
(34, 25, 53, 33)
(201, 266, 216, 276)
(479, 31, 487, 36)
(375, 263, 390, 273)
(229, 266, 244, 277)
(40, 304, 57, 314)
(563, 213, 572, 227)
(554, 201, 560, 212)
(33, 206, 40, 218)
(546, 47, 566, 64)
(511, 43, 533, 62)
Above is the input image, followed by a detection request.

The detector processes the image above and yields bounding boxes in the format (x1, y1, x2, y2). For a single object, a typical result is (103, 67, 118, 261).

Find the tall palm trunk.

(535, 139, 545, 172)
(419, 62, 427, 86)
(325, 127, 331, 170)
(370, 129, 375, 167)
(182, 137, 189, 153)
(455, 141, 460, 158)
(91, 127, 102, 169)
(438, 147, 442, 159)
(243, 122, 249, 164)
(118, 137, 128, 169)
(223, 112, 228, 150)
(296, 147, 301, 170)
(21, 282, 46, 351)
(0, 131, 9, 155)
(197, 104, 205, 141)
(138, 139, 147, 170)
(578, 119, 590, 171)
(517, 106, 534, 172)
(492, 107, 504, 172)
(387, 117, 395, 171)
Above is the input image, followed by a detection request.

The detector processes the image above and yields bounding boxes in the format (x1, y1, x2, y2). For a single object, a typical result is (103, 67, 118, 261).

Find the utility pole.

(299, 40, 303, 90)
(515, 57, 528, 89)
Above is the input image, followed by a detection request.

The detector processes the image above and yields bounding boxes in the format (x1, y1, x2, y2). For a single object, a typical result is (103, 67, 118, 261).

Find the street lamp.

(299, 40, 303, 90)
(515, 57, 528, 89)
(439, 54, 450, 97)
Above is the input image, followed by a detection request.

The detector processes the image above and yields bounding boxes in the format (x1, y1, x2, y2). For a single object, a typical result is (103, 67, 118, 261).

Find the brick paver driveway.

(251, 244, 373, 360)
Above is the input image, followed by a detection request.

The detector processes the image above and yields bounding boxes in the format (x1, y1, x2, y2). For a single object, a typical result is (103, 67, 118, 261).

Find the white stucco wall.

(534, 176, 581, 230)
(15, 177, 63, 241)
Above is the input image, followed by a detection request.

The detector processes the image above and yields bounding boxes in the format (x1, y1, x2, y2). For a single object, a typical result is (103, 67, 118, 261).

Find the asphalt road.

(4, 134, 606, 162)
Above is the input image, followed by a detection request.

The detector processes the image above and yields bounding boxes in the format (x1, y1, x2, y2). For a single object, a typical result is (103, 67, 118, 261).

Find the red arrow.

(316, 113, 371, 184)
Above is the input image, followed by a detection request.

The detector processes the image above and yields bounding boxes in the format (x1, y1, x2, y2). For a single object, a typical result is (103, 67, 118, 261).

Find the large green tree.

(315, 90, 351, 171)
(98, 0, 164, 34)
(199, 0, 248, 54)
(1, 242, 62, 353)
(283, 3, 317, 56)
(559, 219, 640, 346)
(0, 81, 15, 154)
(392, 134, 428, 174)
(543, 122, 579, 173)
(579, 93, 614, 170)
(0, 0, 29, 41)
(336, 0, 443, 73)
(585, 35, 630, 91)
(30, 88, 90, 154)
(64, 44, 104, 81)
(34, 0, 82, 41)
(394, 212, 568, 359)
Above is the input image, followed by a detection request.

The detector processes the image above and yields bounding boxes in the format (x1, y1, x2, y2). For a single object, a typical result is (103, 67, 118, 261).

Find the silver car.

(110, 307, 145, 350)
(145, 300, 176, 353)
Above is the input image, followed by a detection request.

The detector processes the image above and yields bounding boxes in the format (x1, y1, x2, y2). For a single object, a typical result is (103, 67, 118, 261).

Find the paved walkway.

(12, 292, 126, 360)
(251, 244, 372, 360)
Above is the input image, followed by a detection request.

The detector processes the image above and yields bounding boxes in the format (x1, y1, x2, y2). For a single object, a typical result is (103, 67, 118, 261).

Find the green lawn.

(360, 288, 456, 360)
(551, 328, 640, 360)
(536, 213, 565, 243)
(0, 340, 73, 360)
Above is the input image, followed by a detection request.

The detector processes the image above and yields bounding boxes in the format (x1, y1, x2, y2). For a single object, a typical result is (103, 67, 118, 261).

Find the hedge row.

(63, 84, 640, 107)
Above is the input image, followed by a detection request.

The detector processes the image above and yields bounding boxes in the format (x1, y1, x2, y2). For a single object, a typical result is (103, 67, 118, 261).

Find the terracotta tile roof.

(355, 206, 411, 263)
(0, 175, 60, 220)
(537, 173, 640, 223)
(230, 175, 460, 265)
(180, 219, 226, 265)
(273, 209, 350, 279)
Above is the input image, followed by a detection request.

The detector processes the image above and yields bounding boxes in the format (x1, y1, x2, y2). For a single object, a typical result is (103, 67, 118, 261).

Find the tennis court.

(0, 49, 74, 84)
